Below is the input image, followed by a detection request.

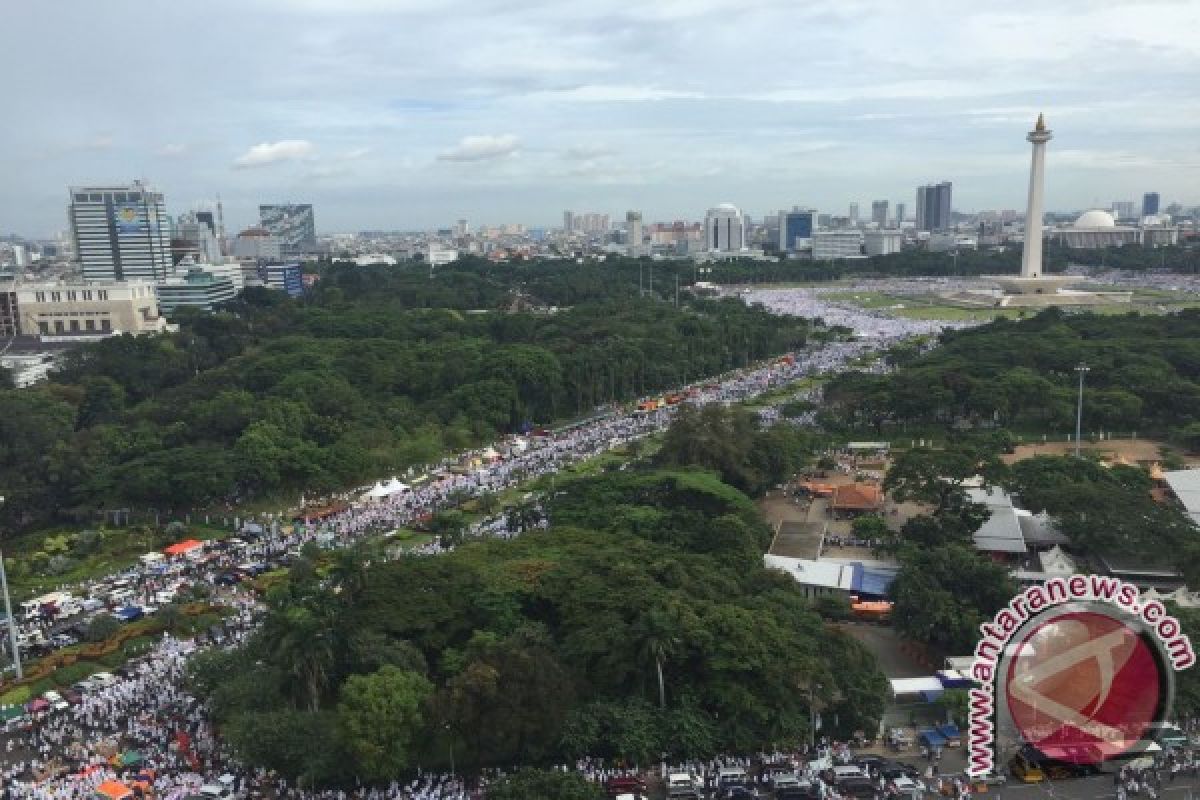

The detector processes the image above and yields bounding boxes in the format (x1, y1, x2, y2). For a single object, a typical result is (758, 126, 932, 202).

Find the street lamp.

(0, 496, 20, 680)
(1074, 364, 1090, 458)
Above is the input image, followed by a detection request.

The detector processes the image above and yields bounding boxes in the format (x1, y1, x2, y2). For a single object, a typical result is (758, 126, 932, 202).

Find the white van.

(833, 765, 868, 781)
(717, 767, 747, 786)
(666, 773, 698, 796)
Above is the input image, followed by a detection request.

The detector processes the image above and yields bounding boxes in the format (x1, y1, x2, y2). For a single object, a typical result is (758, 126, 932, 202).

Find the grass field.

(824, 287, 1200, 323)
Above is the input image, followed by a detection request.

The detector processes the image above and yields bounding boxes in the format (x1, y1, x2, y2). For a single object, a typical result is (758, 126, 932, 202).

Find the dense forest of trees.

(822, 308, 1200, 439)
(189, 466, 887, 786)
(0, 259, 816, 529)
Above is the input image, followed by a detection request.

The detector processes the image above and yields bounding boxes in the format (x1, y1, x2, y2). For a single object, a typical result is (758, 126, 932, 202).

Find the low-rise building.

(864, 230, 904, 256)
(258, 263, 304, 297)
(7, 280, 169, 338)
(811, 230, 863, 260)
(155, 267, 239, 314)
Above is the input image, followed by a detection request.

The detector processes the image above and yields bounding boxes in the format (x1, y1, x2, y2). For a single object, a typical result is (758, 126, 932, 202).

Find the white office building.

(812, 230, 864, 260)
(69, 182, 173, 283)
(864, 230, 904, 256)
(705, 204, 745, 252)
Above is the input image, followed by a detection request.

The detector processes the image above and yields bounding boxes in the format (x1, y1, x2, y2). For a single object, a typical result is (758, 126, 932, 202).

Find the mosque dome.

(1074, 209, 1116, 228)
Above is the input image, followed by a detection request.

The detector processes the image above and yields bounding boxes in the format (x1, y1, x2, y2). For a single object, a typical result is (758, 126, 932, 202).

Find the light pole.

(0, 496, 20, 680)
(1074, 364, 1090, 458)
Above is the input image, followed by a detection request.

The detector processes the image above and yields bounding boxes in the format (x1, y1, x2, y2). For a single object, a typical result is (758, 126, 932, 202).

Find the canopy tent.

(116, 751, 143, 767)
(27, 698, 49, 712)
(362, 478, 409, 502)
(0, 705, 24, 721)
(94, 781, 133, 800)
(890, 677, 944, 698)
(163, 539, 203, 557)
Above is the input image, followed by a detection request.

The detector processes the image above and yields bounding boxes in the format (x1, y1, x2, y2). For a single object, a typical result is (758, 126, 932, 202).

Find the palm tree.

(633, 606, 682, 709)
(261, 594, 339, 712)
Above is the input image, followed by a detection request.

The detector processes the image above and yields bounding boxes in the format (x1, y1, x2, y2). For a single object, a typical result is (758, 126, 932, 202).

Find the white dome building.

(1074, 209, 1116, 228)
(1057, 208, 1140, 249)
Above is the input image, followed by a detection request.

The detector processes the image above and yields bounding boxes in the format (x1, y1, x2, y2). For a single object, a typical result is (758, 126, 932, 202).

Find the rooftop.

(1162, 469, 1200, 526)
(967, 487, 1027, 554)
(832, 483, 884, 511)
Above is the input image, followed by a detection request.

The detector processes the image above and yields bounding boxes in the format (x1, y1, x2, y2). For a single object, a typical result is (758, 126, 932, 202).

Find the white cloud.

(158, 143, 189, 157)
(336, 147, 372, 161)
(232, 139, 315, 168)
(528, 85, 705, 103)
(563, 144, 615, 160)
(437, 134, 520, 162)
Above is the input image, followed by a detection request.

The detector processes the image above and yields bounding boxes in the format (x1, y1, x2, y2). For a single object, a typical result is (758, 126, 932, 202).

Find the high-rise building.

(871, 200, 889, 228)
(454, 219, 469, 237)
(705, 204, 745, 252)
(1143, 192, 1160, 217)
(778, 208, 817, 252)
(69, 182, 173, 283)
(895, 203, 907, 226)
(848, 203, 860, 226)
(1111, 201, 1136, 221)
(258, 204, 316, 255)
(174, 211, 223, 264)
(626, 210, 644, 256)
(563, 210, 575, 232)
(915, 182, 952, 231)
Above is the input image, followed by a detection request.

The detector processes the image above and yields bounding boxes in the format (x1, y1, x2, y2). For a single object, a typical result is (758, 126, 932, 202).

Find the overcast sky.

(5, 0, 1200, 236)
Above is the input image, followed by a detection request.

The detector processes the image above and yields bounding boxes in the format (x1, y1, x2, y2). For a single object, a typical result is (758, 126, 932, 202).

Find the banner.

(113, 204, 145, 236)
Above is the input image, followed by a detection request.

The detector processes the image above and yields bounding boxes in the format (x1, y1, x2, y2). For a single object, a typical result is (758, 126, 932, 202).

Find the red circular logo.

(1006, 611, 1164, 764)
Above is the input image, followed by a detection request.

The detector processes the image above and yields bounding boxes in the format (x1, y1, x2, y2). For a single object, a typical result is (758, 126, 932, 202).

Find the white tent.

(382, 477, 409, 495)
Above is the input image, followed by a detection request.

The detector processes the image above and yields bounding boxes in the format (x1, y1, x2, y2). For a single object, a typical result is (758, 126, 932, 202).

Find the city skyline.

(4, 0, 1200, 236)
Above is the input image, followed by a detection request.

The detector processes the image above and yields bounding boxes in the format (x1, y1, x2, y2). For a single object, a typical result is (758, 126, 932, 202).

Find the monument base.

(989, 275, 1079, 295)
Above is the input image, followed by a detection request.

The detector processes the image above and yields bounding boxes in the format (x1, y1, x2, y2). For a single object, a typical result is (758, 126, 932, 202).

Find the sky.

(4, 0, 1200, 236)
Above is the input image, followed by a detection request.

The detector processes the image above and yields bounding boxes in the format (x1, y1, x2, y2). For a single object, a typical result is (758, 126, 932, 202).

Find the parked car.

(603, 776, 647, 797)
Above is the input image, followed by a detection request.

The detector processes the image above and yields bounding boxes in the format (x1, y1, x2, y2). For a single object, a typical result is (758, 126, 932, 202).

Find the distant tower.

(871, 200, 888, 227)
(1142, 192, 1160, 217)
(1020, 113, 1052, 279)
(895, 202, 906, 227)
(626, 210, 644, 256)
(848, 203, 859, 226)
(216, 196, 227, 255)
(705, 204, 744, 252)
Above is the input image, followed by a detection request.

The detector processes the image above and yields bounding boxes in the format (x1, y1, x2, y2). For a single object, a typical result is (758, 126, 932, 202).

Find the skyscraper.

(895, 203, 907, 226)
(258, 204, 316, 255)
(705, 204, 745, 252)
(626, 210, 644, 256)
(848, 203, 860, 226)
(1111, 201, 1136, 221)
(871, 200, 889, 228)
(563, 210, 575, 232)
(69, 181, 173, 283)
(1143, 192, 1160, 217)
(915, 182, 952, 231)
(778, 208, 817, 252)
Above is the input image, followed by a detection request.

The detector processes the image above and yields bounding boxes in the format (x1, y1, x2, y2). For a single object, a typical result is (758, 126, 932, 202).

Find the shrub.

(53, 662, 100, 688)
(45, 555, 76, 576)
(0, 686, 32, 706)
(86, 614, 121, 643)
(72, 530, 102, 557)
